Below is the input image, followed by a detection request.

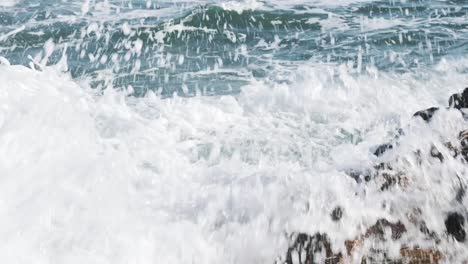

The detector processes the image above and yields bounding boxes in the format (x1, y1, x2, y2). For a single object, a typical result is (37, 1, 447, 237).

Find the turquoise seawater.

(1, 0, 468, 95)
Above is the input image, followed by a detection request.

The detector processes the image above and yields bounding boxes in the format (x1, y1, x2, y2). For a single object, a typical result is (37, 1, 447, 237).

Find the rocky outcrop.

(284, 218, 442, 264)
(282, 89, 468, 264)
(414, 107, 440, 122)
(445, 212, 466, 243)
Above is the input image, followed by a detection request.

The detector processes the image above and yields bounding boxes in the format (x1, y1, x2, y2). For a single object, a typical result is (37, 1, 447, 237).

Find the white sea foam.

(256, 0, 378, 11)
(356, 17, 407, 32)
(210, 0, 379, 13)
(0, 55, 467, 262)
(0, 0, 17, 7)
(220, 0, 264, 12)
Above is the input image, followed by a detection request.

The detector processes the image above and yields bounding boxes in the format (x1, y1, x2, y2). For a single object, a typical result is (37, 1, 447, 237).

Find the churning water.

(0, 0, 467, 263)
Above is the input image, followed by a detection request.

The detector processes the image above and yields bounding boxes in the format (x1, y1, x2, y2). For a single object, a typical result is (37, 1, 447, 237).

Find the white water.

(0, 55, 467, 262)
(0, 0, 17, 7)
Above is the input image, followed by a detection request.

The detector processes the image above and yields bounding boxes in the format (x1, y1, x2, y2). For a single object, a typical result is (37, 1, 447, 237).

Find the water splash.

(0, 0, 467, 263)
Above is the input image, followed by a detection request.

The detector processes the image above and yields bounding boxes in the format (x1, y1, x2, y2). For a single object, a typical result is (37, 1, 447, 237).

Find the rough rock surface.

(282, 89, 468, 264)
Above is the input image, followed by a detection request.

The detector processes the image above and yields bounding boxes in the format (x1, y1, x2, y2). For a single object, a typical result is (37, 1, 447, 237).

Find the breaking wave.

(0, 0, 467, 263)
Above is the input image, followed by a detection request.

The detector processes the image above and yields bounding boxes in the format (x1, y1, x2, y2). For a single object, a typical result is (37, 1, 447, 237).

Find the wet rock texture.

(284, 215, 444, 264)
(285, 233, 443, 264)
(282, 89, 468, 264)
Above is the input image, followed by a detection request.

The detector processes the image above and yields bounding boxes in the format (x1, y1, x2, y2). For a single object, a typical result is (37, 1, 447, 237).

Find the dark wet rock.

(413, 107, 440, 122)
(346, 163, 405, 189)
(413, 149, 424, 165)
(380, 171, 408, 191)
(448, 88, 468, 110)
(444, 142, 459, 158)
(374, 163, 393, 171)
(456, 187, 466, 204)
(346, 163, 408, 191)
(346, 169, 369, 183)
(419, 222, 441, 243)
(359, 88, 467, 176)
(430, 146, 444, 162)
(365, 219, 407, 240)
(409, 88, 468, 123)
(319, 89, 468, 263)
(372, 163, 407, 191)
(407, 209, 441, 243)
(284, 217, 446, 264)
(445, 212, 466, 242)
(456, 179, 466, 204)
(454, 175, 466, 204)
(364, 175, 372, 182)
(372, 129, 405, 157)
(331, 206, 343, 222)
(459, 130, 468, 162)
(459, 130, 468, 147)
(374, 143, 393, 157)
(461, 150, 468, 163)
(396, 128, 405, 137)
(286, 233, 342, 264)
(457, 130, 468, 162)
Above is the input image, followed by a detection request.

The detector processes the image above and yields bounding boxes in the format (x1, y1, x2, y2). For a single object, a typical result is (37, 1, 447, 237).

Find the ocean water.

(0, 0, 467, 263)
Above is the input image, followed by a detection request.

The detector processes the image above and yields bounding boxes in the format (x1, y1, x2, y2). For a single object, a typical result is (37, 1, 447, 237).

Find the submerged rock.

(445, 212, 466, 242)
(412, 88, 468, 123)
(364, 219, 407, 240)
(414, 107, 440, 122)
(331, 206, 343, 222)
(379, 171, 408, 191)
(460, 130, 468, 162)
(449, 88, 468, 110)
(285, 88, 468, 264)
(430, 145, 444, 162)
(372, 129, 404, 157)
(284, 219, 441, 264)
(373, 143, 393, 157)
(285, 233, 341, 264)
(456, 181, 466, 204)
